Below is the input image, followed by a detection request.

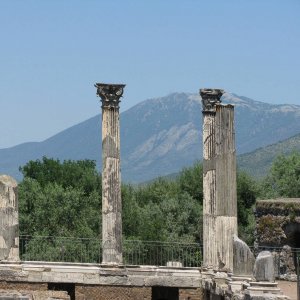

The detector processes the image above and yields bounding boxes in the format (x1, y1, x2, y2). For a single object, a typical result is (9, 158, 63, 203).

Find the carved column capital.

(200, 88, 224, 112)
(95, 83, 126, 109)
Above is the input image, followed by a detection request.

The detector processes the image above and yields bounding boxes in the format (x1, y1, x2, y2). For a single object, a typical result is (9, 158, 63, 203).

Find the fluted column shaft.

(201, 89, 237, 271)
(95, 83, 125, 265)
(202, 109, 217, 268)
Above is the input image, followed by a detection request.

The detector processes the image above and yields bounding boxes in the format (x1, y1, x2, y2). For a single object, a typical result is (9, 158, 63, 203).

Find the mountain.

(1, 92, 300, 183)
(237, 133, 300, 178)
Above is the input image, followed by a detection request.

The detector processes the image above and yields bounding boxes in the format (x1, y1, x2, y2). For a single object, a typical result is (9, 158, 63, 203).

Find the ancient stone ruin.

(200, 89, 288, 300)
(255, 198, 300, 281)
(0, 85, 293, 300)
(95, 83, 125, 266)
(255, 199, 300, 248)
(0, 175, 19, 261)
(201, 88, 238, 271)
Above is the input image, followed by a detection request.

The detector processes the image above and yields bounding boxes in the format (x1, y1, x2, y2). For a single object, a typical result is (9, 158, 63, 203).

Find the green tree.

(260, 152, 300, 198)
(134, 177, 179, 206)
(19, 180, 100, 237)
(122, 184, 141, 239)
(178, 162, 203, 203)
(18, 157, 260, 261)
(237, 171, 257, 226)
(19, 156, 101, 194)
(19, 158, 101, 237)
(19, 158, 102, 262)
(160, 192, 202, 243)
(236, 171, 257, 244)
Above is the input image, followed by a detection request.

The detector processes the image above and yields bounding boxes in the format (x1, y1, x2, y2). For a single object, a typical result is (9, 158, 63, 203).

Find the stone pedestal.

(95, 83, 125, 265)
(201, 89, 237, 272)
(0, 175, 19, 261)
(244, 282, 286, 300)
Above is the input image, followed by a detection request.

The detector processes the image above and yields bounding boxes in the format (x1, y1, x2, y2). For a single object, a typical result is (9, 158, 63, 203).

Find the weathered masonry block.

(95, 83, 125, 266)
(75, 285, 152, 300)
(0, 282, 70, 300)
(201, 89, 237, 272)
(0, 175, 19, 261)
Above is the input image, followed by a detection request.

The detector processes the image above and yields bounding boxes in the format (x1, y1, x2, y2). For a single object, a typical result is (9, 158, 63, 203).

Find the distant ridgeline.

(237, 133, 300, 178)
(1, 92, 300, 182)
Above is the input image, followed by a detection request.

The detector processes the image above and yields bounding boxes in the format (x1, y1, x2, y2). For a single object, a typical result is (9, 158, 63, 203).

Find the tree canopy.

(19, 157, 101, 238)
(19, 158, 258, 245)
(17, 151, 300, 262)
(260, 152, 300, 199)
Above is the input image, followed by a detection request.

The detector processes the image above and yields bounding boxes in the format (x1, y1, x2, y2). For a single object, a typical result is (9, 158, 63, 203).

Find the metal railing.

(19, 235, 202, 267)
(20, 236, 101, 263)
(123, 240, 202, 267)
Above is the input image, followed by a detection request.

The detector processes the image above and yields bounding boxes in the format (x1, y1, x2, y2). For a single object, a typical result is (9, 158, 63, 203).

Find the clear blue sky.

(0, 0, 299, 148)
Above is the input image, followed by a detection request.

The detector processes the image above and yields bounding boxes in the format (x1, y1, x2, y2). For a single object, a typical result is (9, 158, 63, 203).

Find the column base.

(100, 262, 124, 268)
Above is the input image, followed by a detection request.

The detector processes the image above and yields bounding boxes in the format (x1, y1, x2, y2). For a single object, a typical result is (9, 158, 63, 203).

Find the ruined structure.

(255, 199, 300, 248)
(255, 198, 300, 280)
(233, 235, 255, 276)
(200, 90, 288, 299)
(0, 86, 292, 300)
(0, 175, 19, 261)
(95, 83, 125, 265)
(201, 89, 237, 271)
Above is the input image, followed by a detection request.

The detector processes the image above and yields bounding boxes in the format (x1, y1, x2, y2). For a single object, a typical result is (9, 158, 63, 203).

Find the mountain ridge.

(1, 92, 300, 182)
(237, 132, 300, 178)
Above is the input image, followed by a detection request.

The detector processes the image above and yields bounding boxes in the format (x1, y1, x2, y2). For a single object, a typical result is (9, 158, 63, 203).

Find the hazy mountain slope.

(0, 116, 102, 180)
(121, 93, 202, 181)
(1, 92, 300, 182)
(223, 94, 300, 153)
(237, 133, 300, 178)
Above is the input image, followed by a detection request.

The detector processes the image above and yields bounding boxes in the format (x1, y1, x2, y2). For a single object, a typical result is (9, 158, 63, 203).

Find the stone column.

(95, 83, 125, 265)
(0, 175, 19, 261)
(201, 89, 237, 271)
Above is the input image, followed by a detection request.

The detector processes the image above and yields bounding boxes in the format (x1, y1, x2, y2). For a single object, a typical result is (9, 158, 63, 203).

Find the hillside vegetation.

(238, 133, 300, 178)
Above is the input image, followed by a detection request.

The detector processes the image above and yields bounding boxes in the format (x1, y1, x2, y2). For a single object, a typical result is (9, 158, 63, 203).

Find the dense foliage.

(17, 152, 300, 263)
(19, 157, 101, 238)
(259, 152, 300, 199)
(19, 157, 257, 243)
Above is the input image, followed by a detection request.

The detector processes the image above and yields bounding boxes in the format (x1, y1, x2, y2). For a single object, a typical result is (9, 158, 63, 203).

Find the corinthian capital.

(95, 83, 126, 109)
(200, 88, 224, 112)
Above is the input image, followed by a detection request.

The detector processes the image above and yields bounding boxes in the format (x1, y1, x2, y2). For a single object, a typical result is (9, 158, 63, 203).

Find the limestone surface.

(0, 175, 19, 261)
(201, 90, 238, 271)
(96, 83, 125, 265)
(233, 235, 255, 276)
(254, 251, 275, 282)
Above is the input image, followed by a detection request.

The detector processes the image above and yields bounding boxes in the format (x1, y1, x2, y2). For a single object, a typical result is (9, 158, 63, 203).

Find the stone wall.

(75, 285, 203, 300)
(0, 281, 69, 299)
(179, 288, 204, 300)
(76, 285, 152, 300)
(255, 199, 300, 247)
(0, 282, 203, 300)
(0, 281, 47, 290)
(255, 199, 300, 280)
